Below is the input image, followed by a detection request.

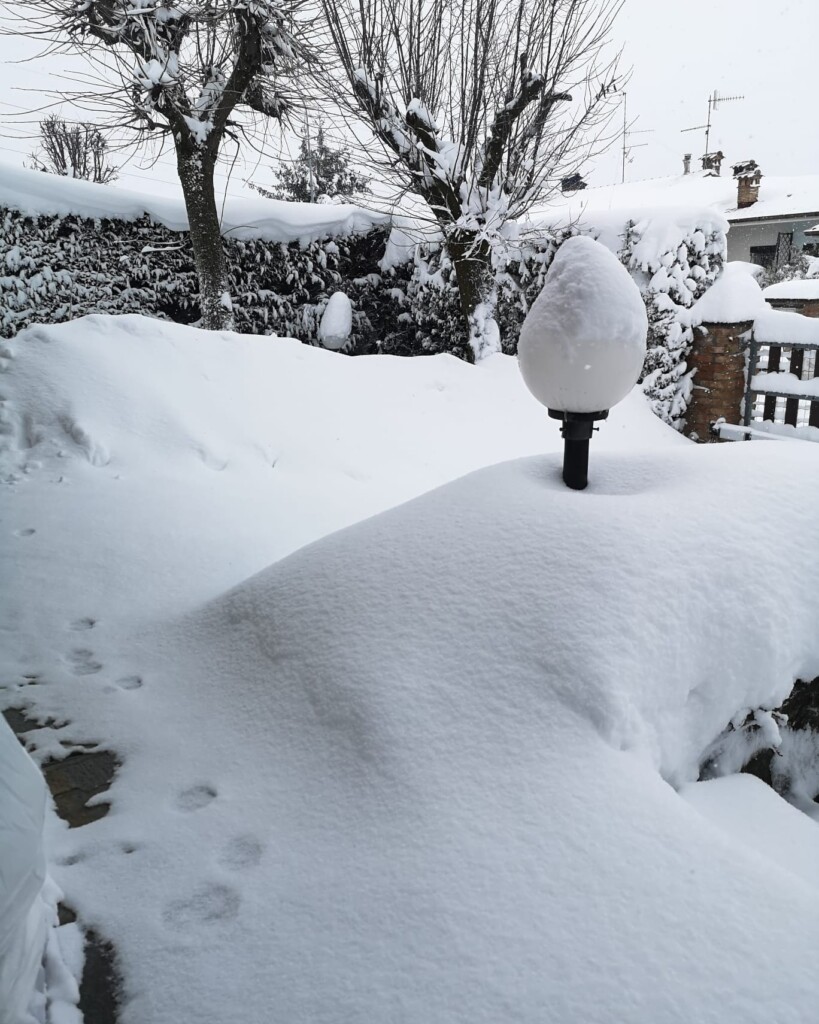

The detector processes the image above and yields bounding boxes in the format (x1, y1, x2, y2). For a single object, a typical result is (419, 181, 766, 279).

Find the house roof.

(537, 171, 819, 227)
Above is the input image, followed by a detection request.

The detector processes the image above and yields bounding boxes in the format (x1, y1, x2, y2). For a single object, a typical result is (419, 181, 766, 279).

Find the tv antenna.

(620, 92, 653, 183)
(681, 89, 744, 157)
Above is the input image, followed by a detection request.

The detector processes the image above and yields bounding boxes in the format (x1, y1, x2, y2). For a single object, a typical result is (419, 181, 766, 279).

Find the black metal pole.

(562, 433, 590, 490)
(548, 410, 608, 491)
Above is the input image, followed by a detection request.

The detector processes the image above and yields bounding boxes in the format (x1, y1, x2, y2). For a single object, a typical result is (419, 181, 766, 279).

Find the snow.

(0, 163, 390, 247)
(0, 718, 49, 1024)
(763, 278, 819, 300)
(317, 291, 353, 350)
(537, 169, 819, 223)
(518, 235, 647, 412)
(3, 314, 819, 1023)
(690, 262, 768, 324)
(750, 371, 819, 399)
(754, 307, 819, 345)
(680, 774, 819, 889)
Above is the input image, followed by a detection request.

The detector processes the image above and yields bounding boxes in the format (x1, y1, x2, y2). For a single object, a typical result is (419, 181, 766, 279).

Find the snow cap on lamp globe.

(518, 235, 647, 413)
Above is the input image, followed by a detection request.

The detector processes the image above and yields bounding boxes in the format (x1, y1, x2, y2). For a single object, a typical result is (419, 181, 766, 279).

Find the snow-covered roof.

(0, 162, 391, 245)
(538, 170, 819, 227)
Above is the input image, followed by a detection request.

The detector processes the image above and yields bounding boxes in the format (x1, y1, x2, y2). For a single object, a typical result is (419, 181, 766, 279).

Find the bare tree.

(5, 1, 308, 330)
(29, 113, 118, 183)
(321, 0, 624, 358)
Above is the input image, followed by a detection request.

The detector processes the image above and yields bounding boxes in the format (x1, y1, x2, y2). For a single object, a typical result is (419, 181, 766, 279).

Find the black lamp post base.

(548, 409, 609, 490)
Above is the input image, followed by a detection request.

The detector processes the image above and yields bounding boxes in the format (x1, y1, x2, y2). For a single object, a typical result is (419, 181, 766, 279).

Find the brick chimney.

(732, 160, 762, 209)
(700, 151, 724, 175)
(683, 153, 691, 175)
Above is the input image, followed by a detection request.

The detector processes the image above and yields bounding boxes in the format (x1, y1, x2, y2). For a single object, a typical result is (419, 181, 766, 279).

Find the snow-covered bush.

(760, 249, 819, 288)
(619, 219, 724, 429)
(697, 675, 819, 817)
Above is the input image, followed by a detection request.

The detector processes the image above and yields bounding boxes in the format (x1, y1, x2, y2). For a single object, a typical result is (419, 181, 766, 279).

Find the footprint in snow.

(69, 617, 96, 632)
(14, 528, 36, 537)
(218, 834, 264, 871)
(115, 675, 143, 691)
(176, 784, 218, 812)
(161, 883, 240, 931)
(65, 648, 103, 676)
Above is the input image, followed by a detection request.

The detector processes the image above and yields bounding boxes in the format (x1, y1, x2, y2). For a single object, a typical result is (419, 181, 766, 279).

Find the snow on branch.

(14, 0, 304, 151)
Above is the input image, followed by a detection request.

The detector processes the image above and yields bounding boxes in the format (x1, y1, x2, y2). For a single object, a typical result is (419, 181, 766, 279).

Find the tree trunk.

(446, 230, 498, 362)
(177, 147, 235, 331)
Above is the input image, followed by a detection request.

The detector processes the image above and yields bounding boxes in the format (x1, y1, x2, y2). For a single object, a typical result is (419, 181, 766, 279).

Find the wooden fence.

(743, 337, 819, 435)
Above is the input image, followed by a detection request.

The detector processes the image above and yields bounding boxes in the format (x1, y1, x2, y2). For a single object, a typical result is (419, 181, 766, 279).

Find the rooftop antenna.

(681, 89, 744, 158)
(620, 92, 653, 183)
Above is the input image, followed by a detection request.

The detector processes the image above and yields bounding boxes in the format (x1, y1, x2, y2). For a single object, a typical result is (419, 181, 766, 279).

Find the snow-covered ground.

(2, 314, 819, 1023)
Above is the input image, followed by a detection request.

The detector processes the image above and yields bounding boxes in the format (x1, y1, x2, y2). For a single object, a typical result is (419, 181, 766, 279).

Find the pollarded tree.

(321, 0, 624, 359)
(29, 114, 118, 183)
(6, 1, 307, 330)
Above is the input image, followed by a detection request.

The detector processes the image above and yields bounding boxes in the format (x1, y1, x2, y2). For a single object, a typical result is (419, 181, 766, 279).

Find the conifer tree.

(253, 122, 370, 202)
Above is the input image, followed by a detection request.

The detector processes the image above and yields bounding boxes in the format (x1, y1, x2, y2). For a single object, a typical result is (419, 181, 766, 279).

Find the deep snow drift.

(2, 315, 819, 1024)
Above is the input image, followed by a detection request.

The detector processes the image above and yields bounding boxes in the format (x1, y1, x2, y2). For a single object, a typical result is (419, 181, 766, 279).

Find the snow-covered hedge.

(1, 168, 726, 428)
(0, 206, 411, 351)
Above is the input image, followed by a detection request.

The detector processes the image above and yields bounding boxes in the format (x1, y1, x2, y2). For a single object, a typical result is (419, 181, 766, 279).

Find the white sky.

(0, 0, 815, 201)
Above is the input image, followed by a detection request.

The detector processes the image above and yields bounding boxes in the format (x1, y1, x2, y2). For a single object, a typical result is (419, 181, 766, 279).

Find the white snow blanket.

(0, 719, 48, 1024)
(2, 316, 819, 1024)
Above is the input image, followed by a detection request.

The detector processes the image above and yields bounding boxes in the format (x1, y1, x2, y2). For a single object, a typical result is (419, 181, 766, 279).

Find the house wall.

(727, 215, 819, 263)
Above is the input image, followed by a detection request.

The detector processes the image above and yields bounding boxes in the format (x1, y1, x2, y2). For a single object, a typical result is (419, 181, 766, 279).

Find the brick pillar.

(686, 320, 752, 442)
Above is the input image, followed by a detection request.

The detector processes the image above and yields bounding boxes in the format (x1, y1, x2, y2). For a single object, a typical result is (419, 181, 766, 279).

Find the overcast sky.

(0, 0, 816, 200)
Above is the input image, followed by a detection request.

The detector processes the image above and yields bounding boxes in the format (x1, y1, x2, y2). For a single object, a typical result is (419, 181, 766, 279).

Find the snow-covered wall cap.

(690, 262, 767, 325)
(754, 308, 819, 346)
(763, 279, 819, 301)
(518, 235, 647, 413)
(0, 162, 391, 246)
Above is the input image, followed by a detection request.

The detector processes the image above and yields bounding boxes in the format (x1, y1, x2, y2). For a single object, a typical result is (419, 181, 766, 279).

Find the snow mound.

(106, 441, 819, 1024)
(681, 774, 819, 889)
(1, 312, 676, 485)
(690, 262, 768, 324)
(518, 235, 647, 412)
(0, 718, 49, 1024)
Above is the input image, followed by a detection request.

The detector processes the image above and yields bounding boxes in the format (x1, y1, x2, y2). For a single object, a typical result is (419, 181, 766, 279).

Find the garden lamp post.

(517, 235, 648, 490)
